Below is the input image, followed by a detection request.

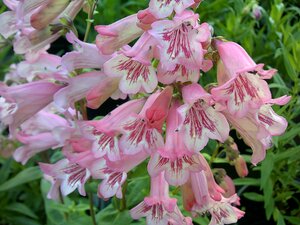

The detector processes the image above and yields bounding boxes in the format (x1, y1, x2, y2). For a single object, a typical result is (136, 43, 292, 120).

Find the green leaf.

(260, 152, 274, 189)
(243, 192, 264, 202)
(285, 216, 300, 225)
(5, 203, 38, 219)
(96, 205, 133, 225)
(233, 178, 260, 186)
(0, 166, 42, 192)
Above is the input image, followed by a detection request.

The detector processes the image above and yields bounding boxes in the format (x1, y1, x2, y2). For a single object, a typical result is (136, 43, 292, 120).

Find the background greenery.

(0, 0, 299, 224)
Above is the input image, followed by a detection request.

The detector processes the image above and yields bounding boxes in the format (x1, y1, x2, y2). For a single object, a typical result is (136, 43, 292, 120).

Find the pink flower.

(0, 81, 64, 133)
(148, 100, 205, 186)
(53, 71, 120, 110)
(137, 9, 158, 31)
(95, 14, 143, 55)
(178, 83, 229, 152)
(149, 11, 211, 71)
(87, 98, 145, 161)
(16, 52, 67, 81)
(62, 32, 114, 72)
(149, 0, 196, 19)
(13, 110, 69, 164)
(30, 0, 70, 30)
(40, 158, 91, 197)
(103, 32, 158, 94)
(130, 172, 192, 224)
(211, 40, 277, 118)
(94, 151, 149, 199)
(191, 171, 244, 225)
(224, 97, 289, 165)
(119, 87, 173, 155)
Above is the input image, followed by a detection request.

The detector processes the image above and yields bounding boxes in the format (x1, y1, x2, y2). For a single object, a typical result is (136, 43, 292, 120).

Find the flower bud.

(234, 156, 248, 178)
(252, 5, 262, 20)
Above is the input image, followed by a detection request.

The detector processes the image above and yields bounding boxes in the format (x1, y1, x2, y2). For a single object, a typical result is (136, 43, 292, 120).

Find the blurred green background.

(0, 0, 299, 224)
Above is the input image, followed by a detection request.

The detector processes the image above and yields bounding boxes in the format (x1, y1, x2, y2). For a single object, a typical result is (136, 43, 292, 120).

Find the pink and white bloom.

(130, 173, 192, 225)
(87, 98, 145, 161)
(53, 71, 119, 110)
(16, 52, 67, 81)
(0, 81, 64, 132)
(40, 158, 91, 197)
(191, 171, 244, 225)
(149, 0, 196, 19)
(148, 100, 205, 186)
(149, 11, 211, 71)
(119, 87, 173, 155)
(103, 32, 158, 94)
(95, 14, 143, 55)
(94, 151, 149, 199)
(62, 32, 114, 72)
(13, 110, 69, 164)
(211, 40, 277, 118)
(178, 83, 229, 152)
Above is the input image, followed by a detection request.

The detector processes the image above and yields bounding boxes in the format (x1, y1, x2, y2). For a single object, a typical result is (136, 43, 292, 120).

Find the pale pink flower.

(95, 14, 143, 55)
(62, 32, 114, 72)
(191, 171, 244, 225)
(53, 71, 119, 110)
(178, 83, 229, 152)
(137, 9, 158, 31)
(149, 0, 195, 19)
(94, 151, 149, 199)
(119, 87, 173, 155)
(40, 158, 91, 197)
(87, 98, 145, 161)
(130, 172, 192, 225)
(0, 81, 64, 133)
(211, 40, 278, 118)
(148, 100, 205, 186)
(103, 32, 158, 94)
(149, 11, 211, 71)
(16, 52, 67, 81)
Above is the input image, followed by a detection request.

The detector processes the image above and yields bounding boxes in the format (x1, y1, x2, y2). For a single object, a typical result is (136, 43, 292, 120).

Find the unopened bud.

(252, 5, 262, 20)
(234, 156, 248, 178)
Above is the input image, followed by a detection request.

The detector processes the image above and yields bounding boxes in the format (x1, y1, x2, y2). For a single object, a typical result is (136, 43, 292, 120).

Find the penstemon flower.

(0, 0, 291, 224)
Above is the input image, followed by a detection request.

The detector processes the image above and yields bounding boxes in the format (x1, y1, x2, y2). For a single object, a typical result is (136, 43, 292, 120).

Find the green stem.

(209, 143, 220, 166)
(83, 0, 99, 42)
(89, 192, 97, 225)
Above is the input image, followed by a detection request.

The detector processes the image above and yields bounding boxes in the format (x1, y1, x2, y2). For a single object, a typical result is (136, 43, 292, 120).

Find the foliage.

(0, 0, 299, 224)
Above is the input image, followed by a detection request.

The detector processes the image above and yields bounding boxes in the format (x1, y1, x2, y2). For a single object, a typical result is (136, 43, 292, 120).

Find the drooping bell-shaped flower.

(40, 158, 91, 197)
(119, 86, 173, 155)
(0, 81, 64, 133)
(223, 95, 289, 165)
(87, 98, 146, 161)
(190, 171, 244, 225)
(95, 14, 143, 55)
(149, 10, 211, 71)
(178, 83, 230, 152)
(148, 100, 205, 186)
(53, 71, 119, 110)
(130, 172, 192, 225)
(211, 40, 278, 118)
(103, 32, 158, 94)
(62, 32, 114, 72)
(16, 52, 68, 81)
(93, 151, 149, 199)
(13, 110, 69, 164)
(149, 0, 196, 19)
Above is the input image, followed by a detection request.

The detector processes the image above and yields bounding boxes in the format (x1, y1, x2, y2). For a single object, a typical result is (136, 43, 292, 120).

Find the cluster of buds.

(0, 0, 290, 224)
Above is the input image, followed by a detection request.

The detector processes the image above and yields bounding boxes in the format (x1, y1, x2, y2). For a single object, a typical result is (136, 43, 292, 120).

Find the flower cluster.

(0, 0, 290, 224)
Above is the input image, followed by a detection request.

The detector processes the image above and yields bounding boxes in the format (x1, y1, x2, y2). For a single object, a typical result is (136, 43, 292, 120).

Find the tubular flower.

(148, 100, 205, 186)
(149, 10, 211, 71)
(119, 87, 173, 155)
(130, 172, 192, 225)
